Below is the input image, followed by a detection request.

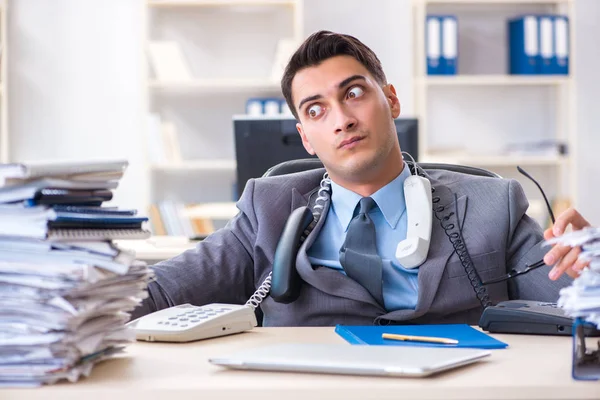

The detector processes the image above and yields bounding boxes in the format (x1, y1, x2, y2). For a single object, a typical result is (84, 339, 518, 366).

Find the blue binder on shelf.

(426, 16, 443, 75)
(441, 15, 458, 75)
(335, 324, 508, 349)
(508, 15, 539, 75)
(553, 15, 570, 75)
(538, 15, 555, 75)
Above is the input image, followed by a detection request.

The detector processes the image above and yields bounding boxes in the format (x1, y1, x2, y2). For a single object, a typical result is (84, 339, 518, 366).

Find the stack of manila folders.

(553, 227, 600, 328)
(0, 160, 152, 386)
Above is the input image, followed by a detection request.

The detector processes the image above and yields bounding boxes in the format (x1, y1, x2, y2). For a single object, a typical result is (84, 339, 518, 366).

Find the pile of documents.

(0, 160, 152, 386)
(552, 227, 600, 327)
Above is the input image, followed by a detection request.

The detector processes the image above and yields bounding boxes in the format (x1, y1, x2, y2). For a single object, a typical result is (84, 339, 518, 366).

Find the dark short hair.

(281, 30, 387, 120)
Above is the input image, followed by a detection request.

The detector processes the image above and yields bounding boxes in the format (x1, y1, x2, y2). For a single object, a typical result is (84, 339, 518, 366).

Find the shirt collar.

(330, 163, 411, 231)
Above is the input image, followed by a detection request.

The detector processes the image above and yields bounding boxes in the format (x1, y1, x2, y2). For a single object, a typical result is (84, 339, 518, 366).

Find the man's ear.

(383, 84, 401, 118)
(297, 123, 316, 155)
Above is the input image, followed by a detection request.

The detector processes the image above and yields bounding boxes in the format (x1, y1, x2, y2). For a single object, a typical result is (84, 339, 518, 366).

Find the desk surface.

(5, 327, 600, 400)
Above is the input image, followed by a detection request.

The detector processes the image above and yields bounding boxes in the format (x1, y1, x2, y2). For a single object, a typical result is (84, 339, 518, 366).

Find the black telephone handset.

(270, 206, 314, 303)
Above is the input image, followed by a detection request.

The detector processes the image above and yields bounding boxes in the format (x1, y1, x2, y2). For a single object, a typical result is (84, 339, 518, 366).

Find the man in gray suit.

(133, 31, 590, 326)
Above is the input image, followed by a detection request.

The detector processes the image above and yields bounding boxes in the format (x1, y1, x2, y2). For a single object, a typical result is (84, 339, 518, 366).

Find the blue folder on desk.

(335, 324, 508, 349)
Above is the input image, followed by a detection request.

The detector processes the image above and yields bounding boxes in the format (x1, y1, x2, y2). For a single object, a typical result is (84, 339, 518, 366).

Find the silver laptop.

(209, 343, 491, 378)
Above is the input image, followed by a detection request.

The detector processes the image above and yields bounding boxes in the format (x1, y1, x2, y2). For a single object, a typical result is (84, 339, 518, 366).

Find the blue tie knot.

(358, 197, 377, 215)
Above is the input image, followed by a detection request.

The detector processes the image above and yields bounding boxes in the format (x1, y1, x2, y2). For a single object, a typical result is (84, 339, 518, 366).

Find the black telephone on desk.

(478, 300, 600, 337)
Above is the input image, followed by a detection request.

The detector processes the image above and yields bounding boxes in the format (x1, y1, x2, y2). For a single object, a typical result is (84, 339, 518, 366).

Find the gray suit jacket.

(132, 167, 570, 326)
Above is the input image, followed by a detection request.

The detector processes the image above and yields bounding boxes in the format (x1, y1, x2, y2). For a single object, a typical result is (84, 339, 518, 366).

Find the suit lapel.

(291, 187, 309, 212)
(414, 184, 468, 315)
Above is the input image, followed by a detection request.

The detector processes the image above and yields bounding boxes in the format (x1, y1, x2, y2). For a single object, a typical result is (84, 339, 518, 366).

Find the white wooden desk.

(4, 327, 600, 400)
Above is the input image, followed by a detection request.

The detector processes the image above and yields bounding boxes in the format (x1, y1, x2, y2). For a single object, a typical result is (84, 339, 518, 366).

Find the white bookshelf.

(412, 0, 577, 217)
(148, 0, 297, 7)
(0, 2, 8, 163)
(143, 0, 303, 233)
(422, 152, 568, 166)
(418, 75, 571, 86)
(148, 78, 281, 94)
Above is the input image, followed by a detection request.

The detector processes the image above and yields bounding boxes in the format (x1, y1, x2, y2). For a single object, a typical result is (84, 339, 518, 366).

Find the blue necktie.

(339, 197, 384, 306)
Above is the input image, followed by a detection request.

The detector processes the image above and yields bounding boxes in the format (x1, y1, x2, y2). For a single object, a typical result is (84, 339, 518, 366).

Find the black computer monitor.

(233, 117, 419, 199)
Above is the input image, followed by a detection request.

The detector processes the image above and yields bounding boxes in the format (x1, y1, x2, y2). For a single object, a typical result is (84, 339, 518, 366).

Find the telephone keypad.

(130, 303, 258, 342)
(154, 304, 251, 330)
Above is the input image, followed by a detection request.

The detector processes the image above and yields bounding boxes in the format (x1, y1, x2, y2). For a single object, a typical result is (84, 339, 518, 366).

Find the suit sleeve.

(504, 179, 571, 301)
(130, 180, 260, 320)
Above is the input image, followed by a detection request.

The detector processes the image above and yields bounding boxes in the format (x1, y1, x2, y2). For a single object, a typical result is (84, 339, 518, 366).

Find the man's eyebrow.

(298, 94, 322, 112)
(296, 75, 367, 112)
(338, 74, 366, 89)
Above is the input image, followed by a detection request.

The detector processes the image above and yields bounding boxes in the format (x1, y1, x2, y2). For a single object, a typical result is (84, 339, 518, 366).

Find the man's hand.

(544, 208, 591, 280)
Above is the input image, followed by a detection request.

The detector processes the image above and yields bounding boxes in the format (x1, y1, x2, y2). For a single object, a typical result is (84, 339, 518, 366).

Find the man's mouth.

(339, 136, 364, 149)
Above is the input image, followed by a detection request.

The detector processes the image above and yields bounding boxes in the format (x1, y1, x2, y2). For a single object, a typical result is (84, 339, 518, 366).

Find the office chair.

(263, 158, 501, 179)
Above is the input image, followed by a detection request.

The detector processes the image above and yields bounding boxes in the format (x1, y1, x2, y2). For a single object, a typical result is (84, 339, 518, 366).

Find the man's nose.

(333, 104, 358, 134)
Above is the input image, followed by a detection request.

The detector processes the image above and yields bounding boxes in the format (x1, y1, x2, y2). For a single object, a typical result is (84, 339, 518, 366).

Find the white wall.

(8, 0, 146, 210)
(7, 0, 599, 224)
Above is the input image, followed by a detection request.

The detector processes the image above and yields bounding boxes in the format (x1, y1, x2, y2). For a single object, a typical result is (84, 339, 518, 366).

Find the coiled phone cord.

(403, 154, 493, 309)
(245, 172, 332, 310)
(433, 190, 492, 309)
(245, 274, 272, 309)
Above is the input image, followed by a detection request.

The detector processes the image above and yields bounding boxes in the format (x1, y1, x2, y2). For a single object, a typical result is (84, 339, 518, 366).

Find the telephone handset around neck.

(270, 169, 434, 304)
(395, 175, 433, 268)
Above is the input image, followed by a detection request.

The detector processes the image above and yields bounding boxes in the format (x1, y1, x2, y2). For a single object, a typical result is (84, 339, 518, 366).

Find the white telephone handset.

(395, 175, 433, 269)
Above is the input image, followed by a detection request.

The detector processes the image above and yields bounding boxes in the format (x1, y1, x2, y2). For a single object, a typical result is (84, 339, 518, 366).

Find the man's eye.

(307, 104, 323, 118)
(347, 86, 365, 99)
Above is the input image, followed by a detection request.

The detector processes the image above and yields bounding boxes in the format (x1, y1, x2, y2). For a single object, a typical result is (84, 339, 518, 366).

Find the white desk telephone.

(127, 303, 257, 342)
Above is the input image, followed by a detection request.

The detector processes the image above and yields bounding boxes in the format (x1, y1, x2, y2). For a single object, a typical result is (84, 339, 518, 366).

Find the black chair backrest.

(263, 158, 501, 179)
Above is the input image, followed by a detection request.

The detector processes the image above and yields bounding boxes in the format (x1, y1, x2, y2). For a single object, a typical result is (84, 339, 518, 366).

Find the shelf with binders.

(417, 0, 572, 76)
(412, 0, 577, 214)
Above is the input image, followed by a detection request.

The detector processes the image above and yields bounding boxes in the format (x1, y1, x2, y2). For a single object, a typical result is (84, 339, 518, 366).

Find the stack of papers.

(552, 228, 600, 327)
(0, 160, 153, 386)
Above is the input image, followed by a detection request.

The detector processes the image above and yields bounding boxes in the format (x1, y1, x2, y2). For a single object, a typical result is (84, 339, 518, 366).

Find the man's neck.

(330, 161, 406, 198)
